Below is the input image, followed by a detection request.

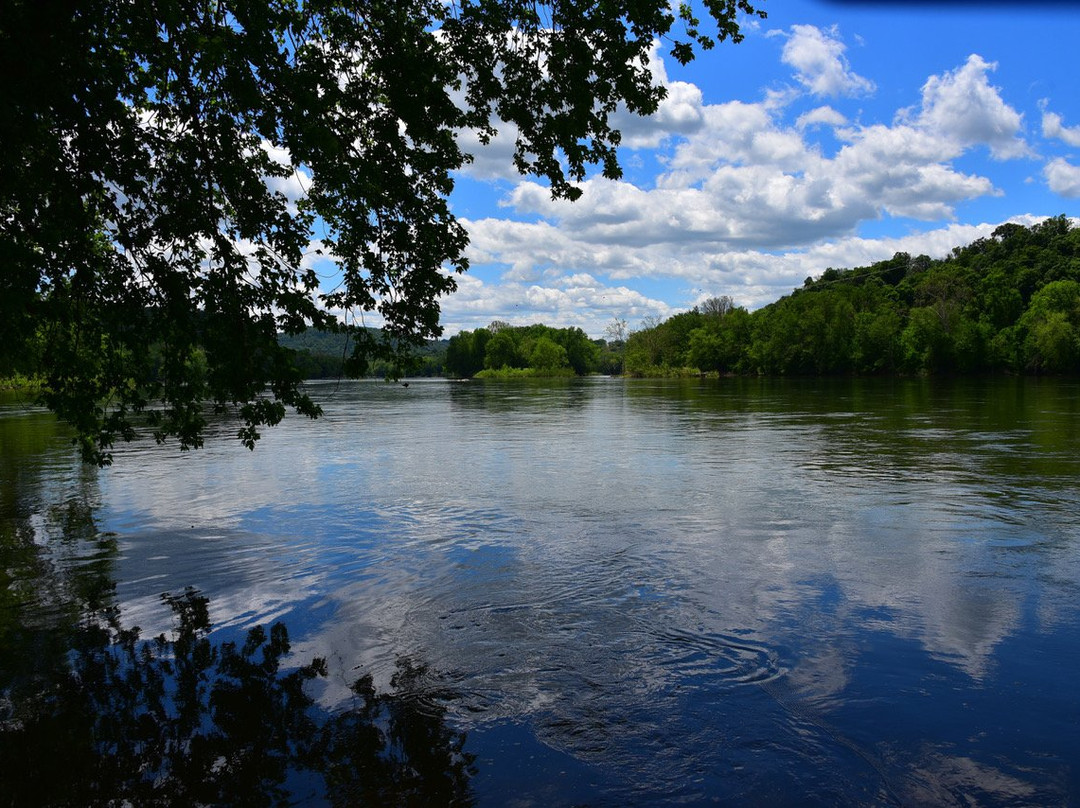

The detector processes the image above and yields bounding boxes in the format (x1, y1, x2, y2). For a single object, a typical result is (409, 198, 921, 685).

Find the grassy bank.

(474, 366, 578, 380)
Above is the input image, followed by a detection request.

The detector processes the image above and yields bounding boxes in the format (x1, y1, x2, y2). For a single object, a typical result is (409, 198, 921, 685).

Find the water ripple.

(647, 626, 787, 688)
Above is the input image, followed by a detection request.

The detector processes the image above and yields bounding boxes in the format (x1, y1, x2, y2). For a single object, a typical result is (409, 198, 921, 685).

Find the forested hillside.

(625, 216, 1080, 377)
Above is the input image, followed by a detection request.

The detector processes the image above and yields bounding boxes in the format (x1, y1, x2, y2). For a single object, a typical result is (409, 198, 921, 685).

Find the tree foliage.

(1, 0, 764, 463)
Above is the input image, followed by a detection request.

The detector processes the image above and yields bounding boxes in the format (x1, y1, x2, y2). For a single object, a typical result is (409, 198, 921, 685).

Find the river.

(2, 377, 1079, 806)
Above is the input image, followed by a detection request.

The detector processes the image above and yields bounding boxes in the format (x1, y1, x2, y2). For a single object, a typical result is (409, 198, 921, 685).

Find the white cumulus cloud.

(778, 25, 875, 98)
(1043, 158, 1080, 197)
(1041, 105, 1080, 147)
(912, 54, 1028, 159)
(440, 264, 676, 335)
(610, 41, 707, 149)
(797, 106, 848, 130)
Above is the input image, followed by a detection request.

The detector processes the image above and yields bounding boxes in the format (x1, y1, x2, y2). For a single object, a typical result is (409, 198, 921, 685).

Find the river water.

(2, 377, 1079, 806)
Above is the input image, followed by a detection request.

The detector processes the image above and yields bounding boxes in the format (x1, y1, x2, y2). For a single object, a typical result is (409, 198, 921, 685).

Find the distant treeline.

(278, 329, 449, 379)
(624, 216, 1080, 377)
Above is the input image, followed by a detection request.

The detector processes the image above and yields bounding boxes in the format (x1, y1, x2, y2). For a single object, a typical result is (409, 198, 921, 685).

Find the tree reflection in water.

(0, 588, 475, 807)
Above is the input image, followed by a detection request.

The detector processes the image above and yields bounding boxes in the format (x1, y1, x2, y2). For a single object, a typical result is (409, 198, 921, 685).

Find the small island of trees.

(443, 322, 622, 379)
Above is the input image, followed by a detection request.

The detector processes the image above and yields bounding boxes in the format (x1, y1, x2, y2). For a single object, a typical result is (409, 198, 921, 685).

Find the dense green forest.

(623, 216, 1080, 377)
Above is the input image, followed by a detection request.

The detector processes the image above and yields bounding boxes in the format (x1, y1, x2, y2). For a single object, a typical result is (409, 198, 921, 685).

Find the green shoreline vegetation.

(5, 217, 1078, 414)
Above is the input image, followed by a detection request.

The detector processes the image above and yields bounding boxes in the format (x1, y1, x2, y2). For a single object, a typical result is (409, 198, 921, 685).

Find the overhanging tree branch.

(1, 0, 764, 463)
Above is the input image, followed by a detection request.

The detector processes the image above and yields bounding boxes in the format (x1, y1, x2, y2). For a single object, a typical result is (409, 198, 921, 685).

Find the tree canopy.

(1, 0, 763, 463)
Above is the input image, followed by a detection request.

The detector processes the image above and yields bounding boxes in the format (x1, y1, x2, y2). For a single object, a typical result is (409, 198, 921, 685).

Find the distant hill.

(277, 329, 355, 358)
(278, 328, 449, 378)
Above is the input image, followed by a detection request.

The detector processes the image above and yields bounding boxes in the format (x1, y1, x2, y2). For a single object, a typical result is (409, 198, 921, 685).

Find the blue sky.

(326, 1, 1080, 338)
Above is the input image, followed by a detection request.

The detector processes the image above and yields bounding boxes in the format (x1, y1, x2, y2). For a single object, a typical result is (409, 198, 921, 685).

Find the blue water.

(3, 377, 1079, 805)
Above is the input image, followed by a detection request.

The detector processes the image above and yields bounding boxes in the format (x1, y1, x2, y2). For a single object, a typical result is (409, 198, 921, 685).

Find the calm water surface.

(2, 377, 1079, 805)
